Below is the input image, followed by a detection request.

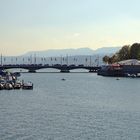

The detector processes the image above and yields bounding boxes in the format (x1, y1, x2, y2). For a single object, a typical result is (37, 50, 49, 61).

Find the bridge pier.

(28, 70, 36, 73)
(60, 70, 70, 73)
(89, 69, 97, 73)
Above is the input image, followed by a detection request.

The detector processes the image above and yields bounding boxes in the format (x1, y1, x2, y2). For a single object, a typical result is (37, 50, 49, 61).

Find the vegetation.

(103, 43, 140, 64)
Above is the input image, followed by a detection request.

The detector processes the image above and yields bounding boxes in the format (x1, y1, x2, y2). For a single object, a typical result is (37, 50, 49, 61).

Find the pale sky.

(0, 0, 140, 55)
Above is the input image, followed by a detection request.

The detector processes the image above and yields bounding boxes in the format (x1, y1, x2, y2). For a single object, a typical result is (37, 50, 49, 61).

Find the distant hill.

(2, 47, 121, 66)
(23, 48, 94, 57)
(94, 47, 121, 54)
(23, 47, 121, 57)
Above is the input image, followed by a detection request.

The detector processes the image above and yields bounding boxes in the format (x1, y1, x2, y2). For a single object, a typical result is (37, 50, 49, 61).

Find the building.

(98, 59, 140, 77)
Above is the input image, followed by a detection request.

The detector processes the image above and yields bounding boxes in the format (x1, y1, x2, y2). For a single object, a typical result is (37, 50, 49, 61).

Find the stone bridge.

(0, 64, 101, 73)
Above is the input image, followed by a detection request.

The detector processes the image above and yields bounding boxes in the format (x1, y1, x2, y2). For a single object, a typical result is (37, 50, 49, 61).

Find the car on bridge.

(53, 64, 61, 67)
(62, 64, 68, 67)
(44, 64, 49, 66)
(69, 64, 76, 67)
(78, 64, 84, 67)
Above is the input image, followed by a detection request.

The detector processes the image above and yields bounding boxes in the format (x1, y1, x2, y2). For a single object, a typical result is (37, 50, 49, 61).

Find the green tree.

(117, 45, 130, 61)
(110, 54, 118, 63)
(103, 55, 118, 64)
(102, 43, 140, 64)
(130, 43, 140, 60)
(103, 55, 110, 64)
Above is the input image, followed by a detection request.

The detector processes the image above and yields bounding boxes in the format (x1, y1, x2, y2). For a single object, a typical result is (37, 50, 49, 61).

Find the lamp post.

(11, 58, 13, 65)
(1, 54, 2, 66)
(4, 57, 6, 65)
(85, 58, 88, 66)
(60, 55, 62, 66)
(90, 56, 92, 67)
(16, 57, 17, 65)
(66, 55, 68, 66)
(23, 58, 24, 65)
(97, 55, 99, 66)
(34, 54, 36, 65)
(30, 55, 32, 65)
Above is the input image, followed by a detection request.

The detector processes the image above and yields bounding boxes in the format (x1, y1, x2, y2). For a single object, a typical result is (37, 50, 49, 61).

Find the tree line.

(103, 43, 140, 64)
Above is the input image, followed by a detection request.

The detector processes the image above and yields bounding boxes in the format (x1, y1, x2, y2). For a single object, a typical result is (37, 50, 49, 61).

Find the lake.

(0, 73, 140, 140)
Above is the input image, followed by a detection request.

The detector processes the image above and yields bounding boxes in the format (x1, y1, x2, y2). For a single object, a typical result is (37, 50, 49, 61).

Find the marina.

(0, 70, 33, 90)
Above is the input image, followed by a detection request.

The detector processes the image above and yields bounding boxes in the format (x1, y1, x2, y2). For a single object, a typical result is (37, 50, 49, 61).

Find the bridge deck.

(0, 64, 101, 72)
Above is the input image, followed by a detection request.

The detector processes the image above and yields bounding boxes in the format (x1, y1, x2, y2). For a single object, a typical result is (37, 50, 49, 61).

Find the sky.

(0, 0, 140, 56)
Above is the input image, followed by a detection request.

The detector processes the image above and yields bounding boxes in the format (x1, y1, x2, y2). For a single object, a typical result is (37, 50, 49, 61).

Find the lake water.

(0, 73, 140, 140)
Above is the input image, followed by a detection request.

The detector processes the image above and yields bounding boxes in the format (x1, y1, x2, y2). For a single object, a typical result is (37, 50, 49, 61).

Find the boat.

(116, 77, 120, 80)
(131, 74, 137, 78)
(0, 78, 5, 90)
(22, 82, 33, 90)
(61, 78, 66, 81)
(0, 83, 4, 90)
(98, 64, 123, 77)
(0, 70, 34, 90)
(14, 83, 21, 89)
(5, 83, 13, 90)
(12, 72, 21, 77)
(98, 59, 140, 77)
(13, 80, 22, 89)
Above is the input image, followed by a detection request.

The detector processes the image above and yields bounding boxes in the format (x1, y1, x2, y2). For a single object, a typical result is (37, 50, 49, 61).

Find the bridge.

(0, 64, 101, 73)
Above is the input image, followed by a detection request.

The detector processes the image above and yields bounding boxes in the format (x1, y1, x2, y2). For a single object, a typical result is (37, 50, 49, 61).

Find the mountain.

(2, 47, 121, 66)
(94, 47, 121, 54)
(23, 47, 121, 57)
(23, 48, 94, 57)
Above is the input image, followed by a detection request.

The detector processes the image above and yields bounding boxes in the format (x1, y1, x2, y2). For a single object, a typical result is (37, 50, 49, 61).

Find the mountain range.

(3, 47, 121, 66)
(23, 47, 121, 57)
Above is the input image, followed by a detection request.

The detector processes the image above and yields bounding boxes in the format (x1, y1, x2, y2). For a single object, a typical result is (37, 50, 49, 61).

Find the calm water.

(0, 73, 140, 140)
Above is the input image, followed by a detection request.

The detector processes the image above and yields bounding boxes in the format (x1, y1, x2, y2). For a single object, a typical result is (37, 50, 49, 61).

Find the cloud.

(73, 33, 80, 37)
(64, 33, 80, 39)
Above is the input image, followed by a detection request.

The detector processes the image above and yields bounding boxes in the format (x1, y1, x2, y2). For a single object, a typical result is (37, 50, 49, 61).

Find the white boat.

(131, 74, 137, 78)
(14, 83, 21, 89)
(22, 82, 33, 90)
(116, 77, 120, 80)
(0, 83, 4, 90)
(5, 83, 13, 90)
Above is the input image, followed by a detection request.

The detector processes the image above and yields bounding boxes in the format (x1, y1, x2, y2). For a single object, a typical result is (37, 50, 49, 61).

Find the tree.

(102, 43, 140, 64)
(103, 55, 110, 64)
(103, 54, 118, 64)
(117, 45, 130, 61)
(130, 43, 140, 60)
(110, 54, 118, 63)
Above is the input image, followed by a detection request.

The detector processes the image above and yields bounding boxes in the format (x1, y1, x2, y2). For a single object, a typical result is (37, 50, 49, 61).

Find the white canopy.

(118, 59, 140, 65)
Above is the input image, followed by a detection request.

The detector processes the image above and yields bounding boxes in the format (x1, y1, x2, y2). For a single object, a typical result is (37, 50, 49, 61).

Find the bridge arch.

(36, 67, 60, 72)
(2, 67, 29, 72)
(70, 68, 89, 72)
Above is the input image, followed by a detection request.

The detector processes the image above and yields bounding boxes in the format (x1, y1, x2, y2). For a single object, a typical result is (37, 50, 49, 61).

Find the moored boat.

(22, 82, 33, 90)
(14, 83, 21, 89)
(0, 83, 4, 90)
(61, 78, 66, 81)
(5, 83, 13, 90)
(0, 70, 34, 90)
(98, 59, 140, 77)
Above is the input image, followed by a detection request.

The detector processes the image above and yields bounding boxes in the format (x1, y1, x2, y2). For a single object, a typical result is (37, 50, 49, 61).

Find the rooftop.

(118, 59, 140, 65)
